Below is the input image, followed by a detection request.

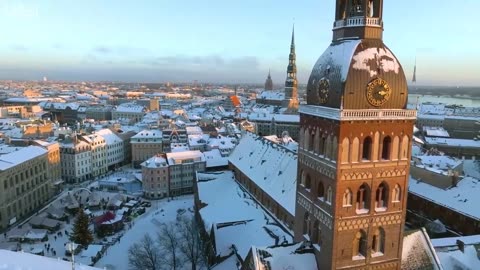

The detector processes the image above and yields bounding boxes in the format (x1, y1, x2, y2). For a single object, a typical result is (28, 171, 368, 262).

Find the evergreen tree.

(70, 208, 93, 247)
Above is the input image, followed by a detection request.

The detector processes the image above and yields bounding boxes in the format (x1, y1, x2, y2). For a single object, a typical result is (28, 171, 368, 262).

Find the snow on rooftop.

(412, 155, 462, 175)
(203, 149, 228, 168)
(0, 146, 47, 171)
(409, 173, 480, 220)
(258, 90, 285, 100)
(0, 249, 103, 270)
(131, 129, 162, 139)
(96, 129, 122, 145)
(423, 126, 450, 138)
(141, 155, 168, 168)
(253, 242, 318, 270)
(247, 112, 299, 123)
(166, 150, 204, 165)
(114, 102, 146, 113)
(196, 171, 292, 260)
(432, 235, 480, 270)
(229, 132, 297, 215)
(425, 137, 480, 148)
(401, 229, 442, 270)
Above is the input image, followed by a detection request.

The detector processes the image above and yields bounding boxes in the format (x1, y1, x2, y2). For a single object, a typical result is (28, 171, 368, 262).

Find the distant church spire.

(412, 57, 417, 83)
(265, 69, 273, 90)
(283, 25, 299, 113)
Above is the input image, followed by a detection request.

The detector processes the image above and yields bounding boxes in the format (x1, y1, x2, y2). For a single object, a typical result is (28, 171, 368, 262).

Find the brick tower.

(293, 0, 416, 269)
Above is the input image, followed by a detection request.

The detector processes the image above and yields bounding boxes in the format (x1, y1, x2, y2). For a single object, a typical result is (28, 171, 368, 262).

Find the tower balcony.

(333, 17, 382, 30)
(299, 105, 417, 121)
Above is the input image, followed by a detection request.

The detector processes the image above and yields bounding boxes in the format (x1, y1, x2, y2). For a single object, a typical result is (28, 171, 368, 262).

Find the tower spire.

(283, 24, 299, 113)
(412, 56, 417, 83)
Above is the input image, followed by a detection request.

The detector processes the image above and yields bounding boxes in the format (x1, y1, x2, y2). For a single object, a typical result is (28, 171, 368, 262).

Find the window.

(381, 136, 391, 160)
(303, 212, 310, 236)
(312, 220, 322, 245)
(343, 189, 353, 207)
(392, 184, 401, 202)
(372, 227, 385, 255)
(362, 137, 372, 160)
(356, 184, 370, 213)
(305, 174, 312, 190)
(326, 186, 333, 204)
(353, 230, 367, 259)
(317, 182, 325, 199)
(375, 182, 388, 210)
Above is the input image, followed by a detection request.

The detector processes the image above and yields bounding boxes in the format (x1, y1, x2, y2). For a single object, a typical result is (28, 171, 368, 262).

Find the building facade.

(166, 151, 206, 196)
(80, 134, 108, 178)
(293, 1, 416, 269)
(96, 129, 124, 170)
(141, 155, 170, 199)
(112, 102, 147, 124)
(0, 146, 52, 229)
(131, 130, 163, 168)
(60, 138, 92, 183)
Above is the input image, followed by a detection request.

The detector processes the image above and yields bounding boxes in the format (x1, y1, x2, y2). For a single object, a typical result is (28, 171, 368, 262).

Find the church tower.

(283, 26, 299, 112)
(265, 70, 274, 90)
(293, 1, 416, 269)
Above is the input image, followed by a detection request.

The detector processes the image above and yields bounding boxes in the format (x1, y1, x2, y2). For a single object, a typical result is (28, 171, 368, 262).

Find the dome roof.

(306, 39, 408, 110)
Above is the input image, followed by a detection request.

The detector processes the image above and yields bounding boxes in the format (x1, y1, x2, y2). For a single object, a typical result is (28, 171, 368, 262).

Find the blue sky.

(1, 0, 479, 85)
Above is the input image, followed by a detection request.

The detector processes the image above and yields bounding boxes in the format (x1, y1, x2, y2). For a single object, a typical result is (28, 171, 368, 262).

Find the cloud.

(92, 46, 151, 56)
(10, 44, 28, 51)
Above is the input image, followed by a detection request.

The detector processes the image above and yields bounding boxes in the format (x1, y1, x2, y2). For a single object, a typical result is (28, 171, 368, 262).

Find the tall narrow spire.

(412, 57, 417, 83)
(284, 24, 299, 113)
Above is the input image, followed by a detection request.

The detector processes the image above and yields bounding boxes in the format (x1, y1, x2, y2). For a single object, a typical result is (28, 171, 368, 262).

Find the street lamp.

(66, 242, 76, 270)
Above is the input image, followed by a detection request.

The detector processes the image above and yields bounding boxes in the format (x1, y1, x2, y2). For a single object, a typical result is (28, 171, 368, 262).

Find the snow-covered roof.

(250, 242, 318, 270)
(423, 126, 450, 138)
(131, 130, 162, 139)
(432, 235, 480, 270)
(425, 137, 480, 148)
(196, 171, 292, 260)
(114, 103, 146, 113)
(257, 90, 285, 101)
(203, 149, 228, 168)
(0, 249, 103, 270)
(0, 146, 47, 171)
(96, 129, 122, 145)
(412, 155, 462, 175)
(409, 173, 480, 220)
(247, 112, 299, 123)
(228, 132, 297, 215)
(166, 150, 204, 165)
(141, 155, 168, 168)
(401, 229, 442, 270)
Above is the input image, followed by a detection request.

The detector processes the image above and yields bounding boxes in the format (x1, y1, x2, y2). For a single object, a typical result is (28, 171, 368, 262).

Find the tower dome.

(306, 0, 408, 110)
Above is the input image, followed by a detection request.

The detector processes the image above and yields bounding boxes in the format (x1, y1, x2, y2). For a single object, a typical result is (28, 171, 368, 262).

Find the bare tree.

(157, 222, 182, 270)
(128, 234, 160, 270)
(177, 217, 205, 270)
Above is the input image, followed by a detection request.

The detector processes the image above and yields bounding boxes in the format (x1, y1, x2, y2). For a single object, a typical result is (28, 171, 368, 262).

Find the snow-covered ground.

(95, 195, 194, 270)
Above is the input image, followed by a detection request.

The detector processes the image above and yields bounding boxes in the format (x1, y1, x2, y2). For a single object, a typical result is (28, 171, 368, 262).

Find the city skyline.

(1, 0, 479, 86)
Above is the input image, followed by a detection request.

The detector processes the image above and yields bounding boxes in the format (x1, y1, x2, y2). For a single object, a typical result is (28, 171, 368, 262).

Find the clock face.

(366, 78, 391, 107)
(317, 78, 329, 104)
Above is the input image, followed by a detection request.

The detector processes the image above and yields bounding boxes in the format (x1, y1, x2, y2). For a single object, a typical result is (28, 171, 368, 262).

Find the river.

(408, 94, 480, 107)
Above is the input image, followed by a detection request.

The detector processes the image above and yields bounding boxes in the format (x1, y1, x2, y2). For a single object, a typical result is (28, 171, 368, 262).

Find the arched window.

(375, 182, 388, 210)
(343, 189, 353, 207)
(303, 129, 310, 150)
(351, 137, 360, 163)
(312, 220, 320, 245)
(341, 137, 350, 164)
(332, 136, 338, 161)
(300, 171, 306, 186)
(353, 230, 367, 258)
(362, 137, 372, 160)
(392, 184, 401, 202)
(356, 184, 370, 213)
(381, 136, 391, 160)
(326, 186, 333, 204)
(400, 135, 410, 160)
(372, 227, 385, 255)
(305, 174, 312, 190)
(317, 182, 325, 199)
(309, 131, 315, 152)
(319, 136, 326, 156)
(314, 130, 320, 155)
(325, 135, 332, 159)
(303, 212, 310, 235)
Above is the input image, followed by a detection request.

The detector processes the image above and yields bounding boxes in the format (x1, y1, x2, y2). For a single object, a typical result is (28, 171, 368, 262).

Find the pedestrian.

(54, 236, 57, 241)
(3, 232, 6, 239)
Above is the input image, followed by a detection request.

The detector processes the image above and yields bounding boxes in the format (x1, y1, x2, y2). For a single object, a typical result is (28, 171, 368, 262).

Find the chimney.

(456, 239, 465, 253)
